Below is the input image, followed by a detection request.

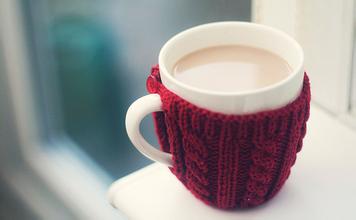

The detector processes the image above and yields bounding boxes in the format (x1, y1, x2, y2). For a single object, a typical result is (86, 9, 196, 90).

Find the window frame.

(0, 0, 122, 219)
(351, 0, 356, 117)
(253, 0, 355, 117)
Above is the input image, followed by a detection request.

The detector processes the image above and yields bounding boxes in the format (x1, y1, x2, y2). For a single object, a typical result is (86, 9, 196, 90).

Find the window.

(1, 0, 251, 219)
(24, 0, 251, 178)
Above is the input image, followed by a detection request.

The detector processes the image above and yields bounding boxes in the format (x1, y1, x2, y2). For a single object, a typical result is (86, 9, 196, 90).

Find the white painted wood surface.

(108, 105, 356, 220)
(253, 0, 354, 114)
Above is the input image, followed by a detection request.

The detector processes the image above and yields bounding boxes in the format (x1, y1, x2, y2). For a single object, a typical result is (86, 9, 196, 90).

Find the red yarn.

(147, 65, 311, 209)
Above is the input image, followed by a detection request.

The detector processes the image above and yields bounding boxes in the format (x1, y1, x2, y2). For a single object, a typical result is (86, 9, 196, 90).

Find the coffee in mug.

(173, 45, 292, 92)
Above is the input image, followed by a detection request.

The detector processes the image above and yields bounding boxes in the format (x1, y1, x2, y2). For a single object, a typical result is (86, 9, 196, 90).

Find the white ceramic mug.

(126, 22, 304, 167)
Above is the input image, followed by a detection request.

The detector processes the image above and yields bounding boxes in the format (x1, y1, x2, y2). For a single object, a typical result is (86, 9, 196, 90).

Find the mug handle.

(125, 94, 173, 167)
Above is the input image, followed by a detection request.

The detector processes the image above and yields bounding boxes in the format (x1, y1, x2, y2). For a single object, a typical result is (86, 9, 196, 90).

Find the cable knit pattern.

(147, 65, 311, 209)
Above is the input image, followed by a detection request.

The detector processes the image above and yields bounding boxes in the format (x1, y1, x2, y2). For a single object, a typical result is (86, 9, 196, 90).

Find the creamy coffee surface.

(173, 45, 292, 93)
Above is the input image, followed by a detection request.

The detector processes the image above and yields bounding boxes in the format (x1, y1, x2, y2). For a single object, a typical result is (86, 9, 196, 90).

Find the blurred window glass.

(22, 0, 251, 178)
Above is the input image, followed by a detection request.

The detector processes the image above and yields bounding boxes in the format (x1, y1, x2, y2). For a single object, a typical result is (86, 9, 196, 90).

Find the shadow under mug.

(126, 22, 304, 167)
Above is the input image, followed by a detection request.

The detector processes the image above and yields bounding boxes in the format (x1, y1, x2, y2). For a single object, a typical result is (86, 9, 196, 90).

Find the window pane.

(24, 0, 251, 178)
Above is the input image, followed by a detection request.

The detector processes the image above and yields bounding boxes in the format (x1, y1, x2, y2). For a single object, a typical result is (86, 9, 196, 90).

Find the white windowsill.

(108, 104, 356, 220)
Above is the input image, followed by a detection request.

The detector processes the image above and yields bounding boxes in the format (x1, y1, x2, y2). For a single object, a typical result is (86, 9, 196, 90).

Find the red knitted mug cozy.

(147, 65, 311, 209)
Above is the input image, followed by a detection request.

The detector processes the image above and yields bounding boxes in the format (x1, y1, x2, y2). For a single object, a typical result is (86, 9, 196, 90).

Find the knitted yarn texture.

(147, 65, 311, 209)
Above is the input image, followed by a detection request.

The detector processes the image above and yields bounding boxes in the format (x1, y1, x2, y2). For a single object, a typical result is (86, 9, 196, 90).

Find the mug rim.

(158, 21, 304, 97)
